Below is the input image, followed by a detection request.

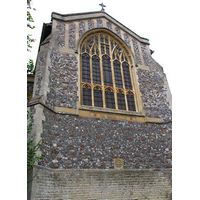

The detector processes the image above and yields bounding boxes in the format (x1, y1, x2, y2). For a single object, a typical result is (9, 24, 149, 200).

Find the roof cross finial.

(99, 2, 106, 12)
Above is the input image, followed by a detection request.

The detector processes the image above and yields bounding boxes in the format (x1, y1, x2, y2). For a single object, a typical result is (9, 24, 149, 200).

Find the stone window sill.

(79, 105, 145, 117)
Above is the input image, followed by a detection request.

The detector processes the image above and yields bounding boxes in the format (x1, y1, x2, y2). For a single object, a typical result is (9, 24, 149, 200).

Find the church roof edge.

(51, 11, 149, 44)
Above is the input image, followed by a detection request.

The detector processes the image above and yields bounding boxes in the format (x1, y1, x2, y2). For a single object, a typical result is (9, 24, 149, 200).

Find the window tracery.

(80, 32, 136, 112)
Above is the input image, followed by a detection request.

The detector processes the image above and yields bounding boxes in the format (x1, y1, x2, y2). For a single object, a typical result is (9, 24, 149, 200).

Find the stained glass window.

(81, 32, 136, 112)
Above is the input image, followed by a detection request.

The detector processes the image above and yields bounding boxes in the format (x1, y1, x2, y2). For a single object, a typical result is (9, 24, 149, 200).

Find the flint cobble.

(137, 68, 172, 121)
(39, 108, 172, 170)
(46, 48, 78, 109)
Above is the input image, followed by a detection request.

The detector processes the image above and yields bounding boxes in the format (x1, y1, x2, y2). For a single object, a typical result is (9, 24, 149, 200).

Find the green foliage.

(27, 111, 44, 168)
(27, 5, 36, 52)
(27, 0, 40, 184)
(27, 34, 35, 52)
(27, 111, 44, 184)
(27, 59, 35, 74)
(27, 0, 36, 73)
(27, 10, 34, 23)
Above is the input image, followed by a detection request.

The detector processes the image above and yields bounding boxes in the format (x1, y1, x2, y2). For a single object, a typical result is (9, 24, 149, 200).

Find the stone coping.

(33, 164, 172, 172)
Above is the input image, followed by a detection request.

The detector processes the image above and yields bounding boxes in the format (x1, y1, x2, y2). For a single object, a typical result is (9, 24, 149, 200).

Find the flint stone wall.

(137, 69, 172, 121)
(39, 107, 172, 170)
(46, 48, 78, 109)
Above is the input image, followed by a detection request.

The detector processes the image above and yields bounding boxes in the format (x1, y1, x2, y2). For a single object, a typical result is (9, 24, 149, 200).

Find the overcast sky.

(27, 0, 199, 95)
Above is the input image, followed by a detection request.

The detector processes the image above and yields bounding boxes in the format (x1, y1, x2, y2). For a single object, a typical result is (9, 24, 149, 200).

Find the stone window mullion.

(90, 55, 94, 107)
(109, 36, 117, 109)
(120, 60, 128, 110)
(98, 34, 106, 108)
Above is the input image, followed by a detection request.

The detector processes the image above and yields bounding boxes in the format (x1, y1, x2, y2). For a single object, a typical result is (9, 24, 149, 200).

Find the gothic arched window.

(80, 32, 137, 111)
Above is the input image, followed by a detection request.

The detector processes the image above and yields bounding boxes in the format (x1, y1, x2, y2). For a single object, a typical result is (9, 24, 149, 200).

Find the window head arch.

(80, 30, 138, 112)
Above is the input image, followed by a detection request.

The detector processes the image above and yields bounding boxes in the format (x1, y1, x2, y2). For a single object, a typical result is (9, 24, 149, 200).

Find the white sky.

(27, 0, 200, 95)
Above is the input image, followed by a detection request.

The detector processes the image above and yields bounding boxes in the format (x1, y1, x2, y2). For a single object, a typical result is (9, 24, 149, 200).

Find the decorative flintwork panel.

(79, 21, 85, 37)
(106, 21, 112, 30)
(97, 18, 103, 27)
(132, 39, 142, 65)
(115, 27, 121, 38)
(88, 19, 94, 30)
(69, 22, 76, 50)
(124, 33, 130, 48)
(56, 20, 65, 48)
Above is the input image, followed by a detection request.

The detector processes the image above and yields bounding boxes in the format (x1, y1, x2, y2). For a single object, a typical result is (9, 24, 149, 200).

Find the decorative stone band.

(28, 98, 171, 124)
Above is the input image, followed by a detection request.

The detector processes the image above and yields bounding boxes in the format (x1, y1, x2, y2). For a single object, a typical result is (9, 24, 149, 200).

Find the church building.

(28, 6, 172, 200)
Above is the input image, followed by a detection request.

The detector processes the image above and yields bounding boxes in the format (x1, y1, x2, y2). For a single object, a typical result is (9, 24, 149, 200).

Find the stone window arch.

(79, 29, 143, 113)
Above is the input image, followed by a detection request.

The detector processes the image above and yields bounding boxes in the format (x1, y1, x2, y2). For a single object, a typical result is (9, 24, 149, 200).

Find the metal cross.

(99, 2, 106, 11)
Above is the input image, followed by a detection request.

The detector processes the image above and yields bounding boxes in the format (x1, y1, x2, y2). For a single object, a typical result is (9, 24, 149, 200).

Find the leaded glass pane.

(117, 90, 126, 110)
(122, 53, 124, 61)
(105, 88, 115, 109)
(94, 87, 103, 107)
(112, 52, 115, 59)
(87, 37, 93, 46)
(105, 36, 108, 44)
(101, 45, 105, 54)
(86, 45, 89, 54)
(111, 40, 114, 50)
(82, 44, 85, 53)
(95, 35, 98, 45)
(103, 55, 113, 86)
(116, 46, 121, 52)
(116, 53, 119, 60)
(96, 48, 99, 55)
(82, 54, 90, 82)
(106, 46, 109, 55)
(113, 60, 123, 88)
(127, 92, 136, 111)
(100, 35, 104, 43)
(83, 85, 92, 106)
(92, 56, 101, 85)
(92, 47, 95, 55)
(122, 62, 132, 89)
